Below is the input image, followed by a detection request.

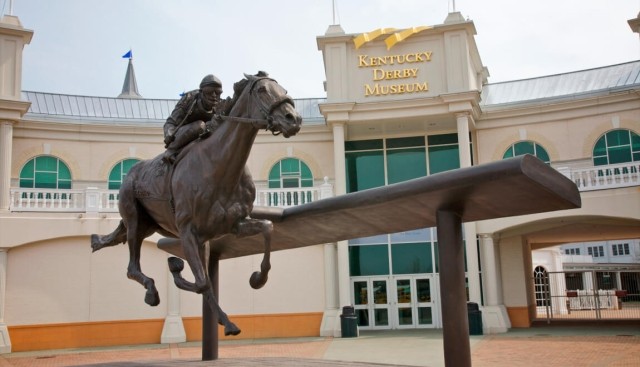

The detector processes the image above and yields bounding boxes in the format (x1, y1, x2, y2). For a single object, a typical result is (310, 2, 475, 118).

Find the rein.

(212, 77, 294, 135)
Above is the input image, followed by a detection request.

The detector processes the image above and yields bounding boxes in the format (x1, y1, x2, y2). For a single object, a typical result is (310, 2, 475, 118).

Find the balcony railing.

(7, 161, 639, 213)
(555, 161, 639, 192)
(9, 187, 119, 213)
(9, 178, 334, 213)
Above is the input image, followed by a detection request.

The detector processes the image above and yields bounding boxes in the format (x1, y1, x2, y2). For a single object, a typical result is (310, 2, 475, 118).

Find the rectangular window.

(345, 150, 385, 192)
(391, 243, 433, 274)
(612, 243, 631, 256)
(349, 245, 389, 276)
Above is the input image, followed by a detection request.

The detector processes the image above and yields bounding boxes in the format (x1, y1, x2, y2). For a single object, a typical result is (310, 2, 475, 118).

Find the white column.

(479, 234, 502, 306)
(0, 121, 13, 211)
(160, 261, 186, 343)
(456, 113, 481, 303)
(456, 113, 472, 168)
(320, 243, 340, 336)
(478, 234, 511, 333)
(331, 122, 351, 309)
(0, 249, 11, 353)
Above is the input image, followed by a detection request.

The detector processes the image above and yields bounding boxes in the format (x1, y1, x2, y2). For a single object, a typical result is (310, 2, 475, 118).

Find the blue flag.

(122, 50, 132, 59)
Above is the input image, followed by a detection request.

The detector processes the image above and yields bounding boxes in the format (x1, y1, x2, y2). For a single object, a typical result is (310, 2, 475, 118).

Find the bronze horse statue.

(91, 72, 302, 336)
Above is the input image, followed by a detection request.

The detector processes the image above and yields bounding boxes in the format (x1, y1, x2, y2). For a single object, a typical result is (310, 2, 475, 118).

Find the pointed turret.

(118, 57, 142, 99)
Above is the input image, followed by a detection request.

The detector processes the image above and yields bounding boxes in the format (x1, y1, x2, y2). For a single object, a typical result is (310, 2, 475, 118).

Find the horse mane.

(220, 71, 269, 116)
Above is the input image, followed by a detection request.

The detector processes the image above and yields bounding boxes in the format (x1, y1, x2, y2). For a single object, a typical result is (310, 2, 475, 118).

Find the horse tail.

(91, 220, 127, 252)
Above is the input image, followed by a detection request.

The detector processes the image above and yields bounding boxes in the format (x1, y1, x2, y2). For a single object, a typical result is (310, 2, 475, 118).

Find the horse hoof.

(224, 324, 241, 336)
(249, 271, 268, 289)
(90, 234, 102, 252)
(168, 257, 184, 273)
(145, 290, 160, 306)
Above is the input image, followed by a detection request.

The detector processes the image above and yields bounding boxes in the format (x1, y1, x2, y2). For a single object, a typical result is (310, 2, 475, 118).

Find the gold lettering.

(357, 51, 433, 68)
(363, 82, 429, 96)
(358, 55, 369, 67)
(373, 69, 385, 81)
(364, 84, 379, 96)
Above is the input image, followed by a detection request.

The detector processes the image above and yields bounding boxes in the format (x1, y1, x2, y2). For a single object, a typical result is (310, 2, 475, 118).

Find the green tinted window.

(428, 145, 460, 174)
(387, 148, 426, 184)
(19, 156, 72, 189)
(108, 159, 140, 190)
(346, 150, 385, 192)
(503, 141, 550, 164)
(427, 134, 458, 145)
(592, 129, 640, 166)
(345, 139, 383, 151)
(391, 243, 433, 274)
(349, 245, 390, 276)
(387, 136, 425, 149)
(268, 158, 314, 189)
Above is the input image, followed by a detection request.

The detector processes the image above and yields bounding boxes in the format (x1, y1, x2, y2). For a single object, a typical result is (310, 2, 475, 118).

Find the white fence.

(556, 161, 639, 192)
(9, 179, 334, 213)
(8, 161, 639, 213)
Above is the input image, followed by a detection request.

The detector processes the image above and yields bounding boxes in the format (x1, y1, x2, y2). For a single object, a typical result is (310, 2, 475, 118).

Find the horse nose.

(285, 112, 302, 131)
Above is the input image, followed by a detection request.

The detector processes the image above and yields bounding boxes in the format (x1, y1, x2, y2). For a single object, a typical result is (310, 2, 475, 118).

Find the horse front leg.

(234, 218, 273, 289)
(167, 257, 240, 336)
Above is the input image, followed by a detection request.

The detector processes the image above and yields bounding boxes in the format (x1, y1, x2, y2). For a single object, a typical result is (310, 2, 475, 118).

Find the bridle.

(213, 77, 295, 135)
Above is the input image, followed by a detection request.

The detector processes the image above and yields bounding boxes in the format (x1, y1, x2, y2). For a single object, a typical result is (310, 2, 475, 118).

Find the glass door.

(352, 277, 391, 330)
(393, 275, 438, 328)
(395, 278, 414, 328)
(415, 276, 437, 327)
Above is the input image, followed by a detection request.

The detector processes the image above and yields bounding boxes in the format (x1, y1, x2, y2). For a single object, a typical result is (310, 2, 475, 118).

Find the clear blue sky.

(3, 0, 639, 99)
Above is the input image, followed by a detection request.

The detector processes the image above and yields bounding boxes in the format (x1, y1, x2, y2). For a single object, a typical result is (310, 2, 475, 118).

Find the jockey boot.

(161, 122, 204, 165)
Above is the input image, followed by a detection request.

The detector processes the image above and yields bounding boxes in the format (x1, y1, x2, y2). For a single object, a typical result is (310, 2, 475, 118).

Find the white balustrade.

(9, 188, 120, 213)
(8, 162, 639, 213)
(558, 162, 639, 191)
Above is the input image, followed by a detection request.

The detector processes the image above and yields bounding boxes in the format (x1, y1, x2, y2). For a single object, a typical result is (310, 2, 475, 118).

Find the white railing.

(10, 187, 120, 213)
(556, 162, 640, 192)
(254, 177, 334, 208)
(9, 178, 335, 212)
(9, 161, 639, 212)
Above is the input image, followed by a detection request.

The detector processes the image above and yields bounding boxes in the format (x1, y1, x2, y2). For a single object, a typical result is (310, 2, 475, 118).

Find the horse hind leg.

(91, 220, 127, 252)
(167, 256, 240, 336)
(234, 218, 273, 289)
(124, 214, 160, 306)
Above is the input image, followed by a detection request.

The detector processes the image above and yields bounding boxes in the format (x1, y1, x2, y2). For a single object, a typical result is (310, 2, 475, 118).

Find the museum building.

(0, 10, 639, 352)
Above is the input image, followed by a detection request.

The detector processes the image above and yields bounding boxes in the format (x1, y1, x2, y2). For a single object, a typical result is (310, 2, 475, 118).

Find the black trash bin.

(467, 302, 483, 335)
(340, 306, 358, 338)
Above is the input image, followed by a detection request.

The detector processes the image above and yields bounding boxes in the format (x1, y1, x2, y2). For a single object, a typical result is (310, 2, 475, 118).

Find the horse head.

(230, 72, 302, 138)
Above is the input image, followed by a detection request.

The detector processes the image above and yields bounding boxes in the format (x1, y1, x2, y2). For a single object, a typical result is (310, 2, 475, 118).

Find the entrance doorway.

(352, 275, 440, 329)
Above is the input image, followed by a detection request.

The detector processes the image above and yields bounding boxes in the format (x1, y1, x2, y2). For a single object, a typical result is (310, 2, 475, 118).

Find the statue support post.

(436, 210, 471, 367)
(202, 251, 220, 361)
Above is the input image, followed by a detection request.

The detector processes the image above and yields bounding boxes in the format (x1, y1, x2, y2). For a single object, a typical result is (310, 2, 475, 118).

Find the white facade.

(0, 11, 639, 353)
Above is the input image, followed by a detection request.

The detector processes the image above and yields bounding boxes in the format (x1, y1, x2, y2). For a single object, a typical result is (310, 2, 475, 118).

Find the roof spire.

(118, 56, 142, 99)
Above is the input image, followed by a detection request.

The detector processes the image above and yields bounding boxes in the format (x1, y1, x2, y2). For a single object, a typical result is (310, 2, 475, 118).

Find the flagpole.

(332, 0, 336, 25)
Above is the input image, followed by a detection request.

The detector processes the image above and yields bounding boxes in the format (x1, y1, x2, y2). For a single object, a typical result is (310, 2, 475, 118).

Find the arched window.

(592, 129, 640, 166)
(19, 155, 71, 189)
(268, 158, 313, 189)
(503, 141, 550, 164)
(533, 266, 550, 307)
(108, 159, 140, 190)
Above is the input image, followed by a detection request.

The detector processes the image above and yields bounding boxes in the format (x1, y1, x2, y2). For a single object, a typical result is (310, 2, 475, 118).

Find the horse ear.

(256, 71, 269, 77)
(244, 73, 257, 82)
